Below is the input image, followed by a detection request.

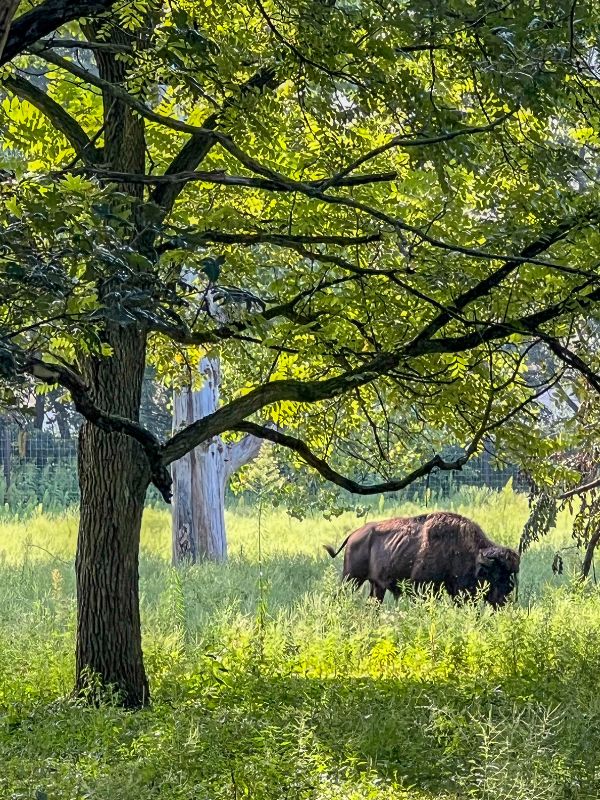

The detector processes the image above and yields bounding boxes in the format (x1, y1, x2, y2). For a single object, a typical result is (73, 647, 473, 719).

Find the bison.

(324, 511, 519, 607)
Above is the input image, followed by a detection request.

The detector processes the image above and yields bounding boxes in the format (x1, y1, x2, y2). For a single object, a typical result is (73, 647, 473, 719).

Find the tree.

(171, 353, 265, 563)
(520, 344, 600, 578)
(0, 0, 122, 64)
(171, 283, 268, 563)
(2, 1, 600, 706)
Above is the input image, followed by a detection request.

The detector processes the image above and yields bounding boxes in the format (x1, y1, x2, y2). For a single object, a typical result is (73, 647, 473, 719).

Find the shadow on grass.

(2, 670, 599, 800)
(156, 669, 600, 798)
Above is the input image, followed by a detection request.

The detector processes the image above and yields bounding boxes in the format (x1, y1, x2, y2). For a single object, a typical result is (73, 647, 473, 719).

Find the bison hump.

(422, 512, 487, 545)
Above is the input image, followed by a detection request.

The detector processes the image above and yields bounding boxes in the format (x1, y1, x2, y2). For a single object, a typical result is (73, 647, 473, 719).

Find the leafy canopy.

(1, 0, 600, 493)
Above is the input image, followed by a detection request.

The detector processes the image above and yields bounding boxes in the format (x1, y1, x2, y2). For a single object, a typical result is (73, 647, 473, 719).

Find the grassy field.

(1, 487, 599, 799)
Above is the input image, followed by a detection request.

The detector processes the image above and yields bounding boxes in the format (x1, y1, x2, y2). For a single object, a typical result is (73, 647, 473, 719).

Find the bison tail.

(323, 535, 351, 559)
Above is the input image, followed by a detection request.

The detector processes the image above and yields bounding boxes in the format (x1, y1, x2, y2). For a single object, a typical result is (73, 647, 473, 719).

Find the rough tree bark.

(171, 355, 264, 564)
(74, 24, 151, 707)
(76, 326, 151, 706)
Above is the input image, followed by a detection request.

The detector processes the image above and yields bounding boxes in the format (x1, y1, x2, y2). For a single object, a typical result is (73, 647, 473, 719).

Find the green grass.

(0, 487, 599, 799)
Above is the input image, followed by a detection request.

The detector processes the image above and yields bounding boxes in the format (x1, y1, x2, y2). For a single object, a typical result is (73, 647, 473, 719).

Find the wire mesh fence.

(0, 371, 173, 516)
(0, 422, 79, 515)
(0, 418, 521, 518)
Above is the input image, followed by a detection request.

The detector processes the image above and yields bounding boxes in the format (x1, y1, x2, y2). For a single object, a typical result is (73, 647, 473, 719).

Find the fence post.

(0, 416, 11, 502)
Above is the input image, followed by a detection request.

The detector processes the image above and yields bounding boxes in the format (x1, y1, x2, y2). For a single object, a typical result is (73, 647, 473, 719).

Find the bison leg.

(443, 580, 458, 601)
(369, 582, 386, 603)
(388, 582, 402, 601)
(342, 575, 366, 592)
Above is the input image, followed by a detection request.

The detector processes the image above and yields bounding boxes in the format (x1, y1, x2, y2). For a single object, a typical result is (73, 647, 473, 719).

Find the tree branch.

(146, 274, 356, 346)
(560, 476, 600, 500)
(160, 360, 394, 466)
(157, 229, 381, 252)
(0, 0, 20, 62)
(21, 355, 172, 501)
(30, 46, 598, 273)
(151, 65, 278, 212)
(12, 290, 600, 499)
(232, 422, 478, 495)
(538, 333, 600, 395)
(4, 74, 102, 165)
(37, 36, 132, 53)
(250, 222, 589, 331)
(431, 283, 600, 356)
(307, 188, 599, 271)
(72, 166, 396, 191)
(160, 280, 600, 466)
(319, 111, 515, 190)
(255, 0, 366, 88)
(228, 371, 555, 498)
(27, 44, 215, 135)
(1, 0, 120, 65)
(407, 214, 586, 346)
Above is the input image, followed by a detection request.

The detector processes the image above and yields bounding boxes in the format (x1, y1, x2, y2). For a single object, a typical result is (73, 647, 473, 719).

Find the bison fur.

(324, 511, 519, 607)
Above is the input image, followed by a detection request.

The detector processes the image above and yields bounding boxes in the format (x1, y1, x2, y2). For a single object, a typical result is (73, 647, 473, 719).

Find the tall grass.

(0, 488, 598, 799)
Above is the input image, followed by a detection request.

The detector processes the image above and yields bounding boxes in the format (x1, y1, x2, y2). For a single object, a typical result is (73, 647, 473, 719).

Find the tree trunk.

(73, 21, 150, 707)
(34, 392, 44, 430)
(171, 356, 264, 564)
(76, 326, 151, 707)
(581, 528, 600, 580)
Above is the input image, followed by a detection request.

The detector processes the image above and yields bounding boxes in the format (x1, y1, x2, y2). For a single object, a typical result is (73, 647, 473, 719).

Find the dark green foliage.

(0, 463, 78, 517)
(520, 491, 559, 553)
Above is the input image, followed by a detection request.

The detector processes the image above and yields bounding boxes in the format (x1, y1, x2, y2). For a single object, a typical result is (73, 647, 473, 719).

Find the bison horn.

(478, 546, 520, 572)
(477, 548, 496, 567)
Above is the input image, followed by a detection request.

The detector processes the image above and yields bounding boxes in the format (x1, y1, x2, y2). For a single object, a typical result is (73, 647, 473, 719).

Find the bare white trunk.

(171, 355, 264, 564)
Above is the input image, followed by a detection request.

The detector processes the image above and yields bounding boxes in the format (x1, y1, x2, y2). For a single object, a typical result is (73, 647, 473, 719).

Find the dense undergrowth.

(0, 488, 599, 799)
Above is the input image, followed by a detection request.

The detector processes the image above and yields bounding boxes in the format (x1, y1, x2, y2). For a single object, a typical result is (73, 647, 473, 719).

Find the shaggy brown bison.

(324, 511, 520, 607)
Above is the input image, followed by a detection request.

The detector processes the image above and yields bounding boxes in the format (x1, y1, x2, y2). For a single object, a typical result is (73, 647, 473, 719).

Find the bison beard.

(324, 511, 520, 607)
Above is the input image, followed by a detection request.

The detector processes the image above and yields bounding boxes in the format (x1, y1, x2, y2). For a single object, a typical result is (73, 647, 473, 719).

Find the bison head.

(476, 546, 520, 608)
